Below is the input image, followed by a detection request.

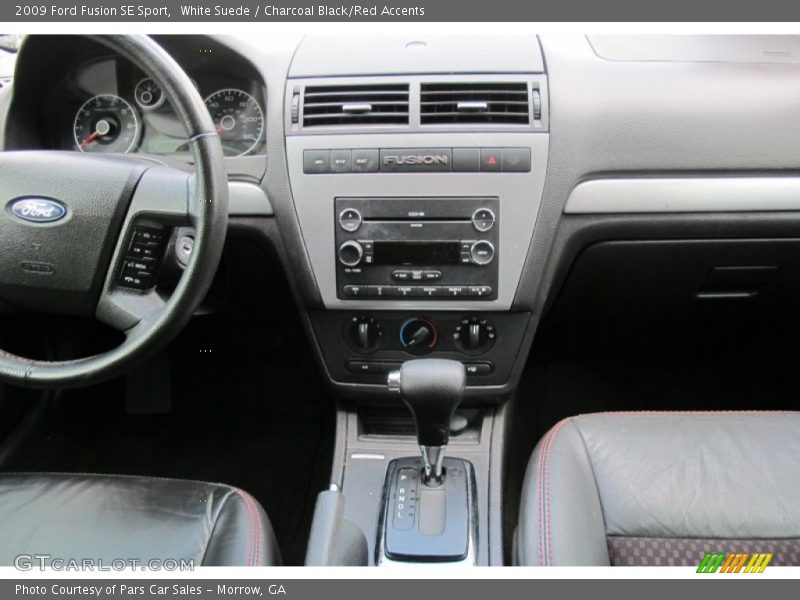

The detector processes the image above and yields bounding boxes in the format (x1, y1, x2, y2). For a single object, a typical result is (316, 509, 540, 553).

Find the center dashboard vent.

(302, 83, 410, 127)
(420, 82, 530, 125)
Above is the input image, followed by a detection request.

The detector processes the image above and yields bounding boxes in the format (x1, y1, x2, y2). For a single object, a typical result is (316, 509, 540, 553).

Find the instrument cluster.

(45, 50, 266, 158)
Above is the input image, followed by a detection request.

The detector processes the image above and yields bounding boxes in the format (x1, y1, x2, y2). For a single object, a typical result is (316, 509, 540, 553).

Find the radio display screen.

(373, 241, 460, 266)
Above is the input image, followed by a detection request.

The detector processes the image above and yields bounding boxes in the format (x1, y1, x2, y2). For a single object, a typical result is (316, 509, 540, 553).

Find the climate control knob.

(346, 314, 383, 352)
(453, 316, 496, 355)
(338, 240, 364, 267)
(399, 317, 438, 355)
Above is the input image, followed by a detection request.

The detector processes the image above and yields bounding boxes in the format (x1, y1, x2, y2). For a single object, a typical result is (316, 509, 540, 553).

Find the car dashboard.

(2, 31, 800, 568)
(3, 32, 800, 402)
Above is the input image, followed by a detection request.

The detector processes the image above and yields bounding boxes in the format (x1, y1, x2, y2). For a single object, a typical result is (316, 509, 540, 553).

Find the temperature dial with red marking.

(399, 317, 438, 355)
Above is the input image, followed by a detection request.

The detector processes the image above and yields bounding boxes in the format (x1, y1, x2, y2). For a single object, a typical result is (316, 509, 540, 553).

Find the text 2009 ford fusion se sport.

(0, 33, 798, 568)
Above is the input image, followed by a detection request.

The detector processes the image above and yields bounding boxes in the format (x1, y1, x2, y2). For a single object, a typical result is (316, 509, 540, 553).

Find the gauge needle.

(215, 123, 226, 134)
(79, 131, 100, 148)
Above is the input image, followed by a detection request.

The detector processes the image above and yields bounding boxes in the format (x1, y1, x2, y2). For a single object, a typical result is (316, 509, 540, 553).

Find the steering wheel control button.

(338, 208, 362, 232)
(471, 208, 496, 232)
(470, 240, 495, 265)
(352, 149, 380, 173)
(330, 149, 352, 173)
(119, 226, 166, 291)
(502, 147, 532, 172)
(303, 150, 330, 174)
(338, 240, 364, 267)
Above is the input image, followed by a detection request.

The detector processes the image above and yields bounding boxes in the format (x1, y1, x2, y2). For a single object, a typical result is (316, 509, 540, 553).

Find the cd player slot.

(362, 217, 472, 223)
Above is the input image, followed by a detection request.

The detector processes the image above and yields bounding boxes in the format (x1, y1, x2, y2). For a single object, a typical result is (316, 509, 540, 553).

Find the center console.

(285, 35, 549, 566)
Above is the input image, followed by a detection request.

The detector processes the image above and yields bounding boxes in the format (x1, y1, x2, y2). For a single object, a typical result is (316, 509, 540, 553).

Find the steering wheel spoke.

(95, 165, 192, 331)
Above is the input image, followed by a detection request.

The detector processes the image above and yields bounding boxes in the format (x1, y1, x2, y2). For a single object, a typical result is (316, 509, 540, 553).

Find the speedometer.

(73, 94, 140, 153)
(204, 88, 264, 157)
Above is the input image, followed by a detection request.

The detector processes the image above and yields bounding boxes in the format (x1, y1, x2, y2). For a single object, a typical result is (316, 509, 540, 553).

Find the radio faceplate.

(335, 198, 499, 301)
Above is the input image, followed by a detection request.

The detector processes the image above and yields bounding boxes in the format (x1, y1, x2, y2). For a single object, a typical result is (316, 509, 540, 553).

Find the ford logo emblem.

(8, 198, 67, 223)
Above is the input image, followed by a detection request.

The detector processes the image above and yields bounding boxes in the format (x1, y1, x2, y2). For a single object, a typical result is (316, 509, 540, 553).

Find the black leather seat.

(516, 412, 800, 566)
(0, 473, 280, 566)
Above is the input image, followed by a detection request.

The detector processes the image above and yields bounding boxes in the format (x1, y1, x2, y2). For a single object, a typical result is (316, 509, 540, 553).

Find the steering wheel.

(0, 35, 228, 389)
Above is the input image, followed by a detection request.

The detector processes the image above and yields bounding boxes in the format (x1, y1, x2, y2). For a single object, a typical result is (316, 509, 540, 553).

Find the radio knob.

(471, 208, 496, 232)
(338, 208, 362, 232)
(338, 240, 364, 267)
(470, 240, 495, 266)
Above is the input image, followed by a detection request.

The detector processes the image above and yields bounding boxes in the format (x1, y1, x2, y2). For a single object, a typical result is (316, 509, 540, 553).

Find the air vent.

(303, 83, 410, 127)
(421, 82, 530, 125)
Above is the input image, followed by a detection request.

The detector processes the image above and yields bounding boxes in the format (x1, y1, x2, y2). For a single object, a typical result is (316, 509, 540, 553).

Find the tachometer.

(204, 88, 264, 157)
(73, 94, 140, 153)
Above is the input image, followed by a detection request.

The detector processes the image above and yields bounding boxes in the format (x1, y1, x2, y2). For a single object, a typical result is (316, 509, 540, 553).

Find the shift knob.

(388, 359, 466, 485)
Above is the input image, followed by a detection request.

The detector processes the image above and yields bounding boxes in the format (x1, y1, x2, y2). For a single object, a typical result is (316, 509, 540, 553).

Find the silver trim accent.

(565, 177, 800, 214)
(342, 103, 373, 114)
(470, 240, 495, 266)
(285, 132, 548, 311)
(376, 458, 479, 567)
(350, 453, 386, 460)
(338, 208, 362, 232)
(471, 207, 496, 232)
(387, 369, 402, 392)
(457, 101, 489, 112)
(228, 181, 273, 216)
(420, 445, 447, 485)
(338, 240, 364, 267)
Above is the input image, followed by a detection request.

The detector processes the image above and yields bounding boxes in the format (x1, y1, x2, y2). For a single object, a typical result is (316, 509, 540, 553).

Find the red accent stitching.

(543, 419, 569, 566)
(248, 494, 263, 565)
(535, 410, 799, 565)
(536, 424, 550, 562)
(240, 493, 256, 566)
(581, 410, 799, 417)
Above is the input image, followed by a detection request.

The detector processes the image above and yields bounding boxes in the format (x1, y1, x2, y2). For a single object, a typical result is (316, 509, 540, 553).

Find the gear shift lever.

(387, 359, 466, 486)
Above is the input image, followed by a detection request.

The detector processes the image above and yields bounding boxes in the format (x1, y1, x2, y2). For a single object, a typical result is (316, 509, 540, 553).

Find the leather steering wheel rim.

(0, 35, 228, 389)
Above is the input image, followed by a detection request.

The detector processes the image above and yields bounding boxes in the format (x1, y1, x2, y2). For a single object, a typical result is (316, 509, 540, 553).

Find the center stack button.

(339, 208, 362, 232)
